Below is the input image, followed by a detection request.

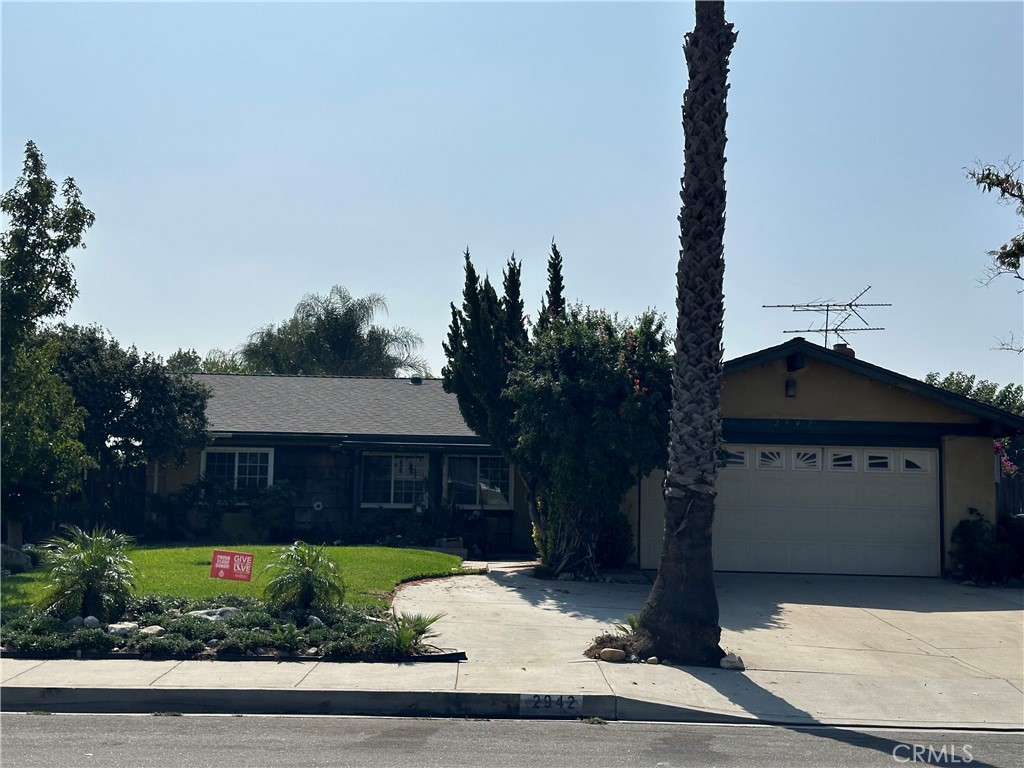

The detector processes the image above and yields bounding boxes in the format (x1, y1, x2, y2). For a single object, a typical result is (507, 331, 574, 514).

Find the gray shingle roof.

(193, 375, 479, 439)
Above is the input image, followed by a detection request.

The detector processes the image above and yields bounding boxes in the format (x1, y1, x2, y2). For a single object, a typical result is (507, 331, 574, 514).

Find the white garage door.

(713, 445, 940, 577)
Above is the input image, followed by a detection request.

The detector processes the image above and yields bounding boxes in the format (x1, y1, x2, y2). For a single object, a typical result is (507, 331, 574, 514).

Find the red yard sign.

(209, 549, 254, 582)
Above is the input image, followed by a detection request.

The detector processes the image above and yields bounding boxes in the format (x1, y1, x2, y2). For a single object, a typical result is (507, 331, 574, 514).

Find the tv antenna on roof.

(763, 286, 892, 348)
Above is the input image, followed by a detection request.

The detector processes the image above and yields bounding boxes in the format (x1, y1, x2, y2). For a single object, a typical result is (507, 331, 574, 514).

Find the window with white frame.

(828, 449, 857, 472)
(362, 453, 427, 507)
(722, 448, 748, 469)
(791, 448, 821, 471)
(446, 455, 512, 509)
(865, 451, 893, 472)
(202, 448, 274, 490)
(901, 450, 931, 473)
(756, 448, 785, 470)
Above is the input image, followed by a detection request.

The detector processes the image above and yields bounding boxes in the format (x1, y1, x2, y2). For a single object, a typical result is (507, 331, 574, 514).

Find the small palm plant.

(36, 525, 136, 621)
(612, 613, 640, 636)
(262, 541, 346, 612)
(389, 612, 445, 656)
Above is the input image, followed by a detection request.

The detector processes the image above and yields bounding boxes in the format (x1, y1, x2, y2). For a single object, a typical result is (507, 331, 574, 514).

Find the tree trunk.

(637, 493, 722, 665)
(637, 0, 736, 667)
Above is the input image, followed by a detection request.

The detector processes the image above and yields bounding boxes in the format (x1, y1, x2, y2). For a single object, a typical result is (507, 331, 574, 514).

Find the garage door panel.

(717, 475, 751, 505)
(715, 507, 755, 538)
(753, 545, 789, 572)
(755, 507, 788, 538)
(823, 543, 863, 573)
(713, 541, 754, 571)
(857, 511, 900, 541)
(789, 507, 829, 538)
(714, 445, 940, 577)
(789, 543, 826, 572)
(758, 477, 789, 505)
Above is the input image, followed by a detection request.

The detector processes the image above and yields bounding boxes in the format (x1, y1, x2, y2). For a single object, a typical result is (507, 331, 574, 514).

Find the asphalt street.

(3, 714, 1022, 768)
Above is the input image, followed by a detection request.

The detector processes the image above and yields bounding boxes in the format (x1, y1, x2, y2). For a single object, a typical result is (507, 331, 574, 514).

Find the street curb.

(0, 687, 617, 721)
(4, 687, 1022, 730)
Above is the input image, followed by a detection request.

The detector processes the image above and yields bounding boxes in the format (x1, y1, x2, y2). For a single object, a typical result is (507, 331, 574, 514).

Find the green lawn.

(1, 545, 463, 612)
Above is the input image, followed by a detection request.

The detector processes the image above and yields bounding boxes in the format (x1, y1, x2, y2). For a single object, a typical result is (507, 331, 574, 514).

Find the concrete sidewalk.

(2, 563, 1022, 729)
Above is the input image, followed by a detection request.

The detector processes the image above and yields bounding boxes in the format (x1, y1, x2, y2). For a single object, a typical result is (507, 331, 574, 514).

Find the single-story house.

(151, 338, 1024, 576)
(148, 374, 536, 553)
(624, 338, 1024, 576)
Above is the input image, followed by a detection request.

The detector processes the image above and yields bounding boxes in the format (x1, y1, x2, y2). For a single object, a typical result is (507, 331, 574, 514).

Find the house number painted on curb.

(519, 694, 582, 717)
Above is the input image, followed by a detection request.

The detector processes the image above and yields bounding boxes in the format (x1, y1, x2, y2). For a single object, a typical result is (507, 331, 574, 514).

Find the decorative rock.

(305, 647, 319, 656)
(108, 622, 140, 636)
(206, 639, 220, 648)
(557, 573, 574, 581)
(307, 615, 324, 627)
(66, 616, 85, 629)
(720, 652, 745, 670)
(599, 648, 627, 662)
(0, 544, 32, 573)
(628, 655, 639, 663)
(188, 607, 239, 621)
(83, 616, 101, 629)
(139, 625, 166, 637)
(661, 660, 672, 666)
(646, 656, 659, 665)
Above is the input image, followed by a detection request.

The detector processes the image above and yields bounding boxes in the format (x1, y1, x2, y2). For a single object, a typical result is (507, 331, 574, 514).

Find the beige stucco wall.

(146, 449, 202, 495)
(620, 470, 668, 570)
(723, 358, 977, 423)
(941, 435, 998, 555)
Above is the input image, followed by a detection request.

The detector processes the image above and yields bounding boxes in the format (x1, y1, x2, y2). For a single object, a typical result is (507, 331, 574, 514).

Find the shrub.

(262, 541, 346, 612)
(36, 525, 136, 621)
(128, 633, 205, 658)
(2, 626, 117, 656)
(217, 628, 275, 655)
(950, 510, 1024, 582)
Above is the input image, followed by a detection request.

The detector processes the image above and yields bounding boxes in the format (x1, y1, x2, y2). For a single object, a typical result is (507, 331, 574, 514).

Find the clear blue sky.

(3, 1, 1022, 386)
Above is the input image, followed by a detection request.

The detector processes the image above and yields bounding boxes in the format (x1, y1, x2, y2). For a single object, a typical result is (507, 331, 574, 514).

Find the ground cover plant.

(1, 537, 464, 661)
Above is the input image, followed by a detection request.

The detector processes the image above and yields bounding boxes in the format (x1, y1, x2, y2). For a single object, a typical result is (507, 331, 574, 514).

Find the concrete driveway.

(394, 563, 1024, 692)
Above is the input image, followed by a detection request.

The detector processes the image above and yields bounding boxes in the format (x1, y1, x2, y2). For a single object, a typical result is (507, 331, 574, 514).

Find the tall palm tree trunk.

(637, 0, 736, 667)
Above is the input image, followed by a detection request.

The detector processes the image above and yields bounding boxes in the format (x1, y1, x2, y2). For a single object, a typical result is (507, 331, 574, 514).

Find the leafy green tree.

(925, 371, 1023, 471)
(167, 347, 252, 374)
(443, 249, 546, 538)
(263, 541, 346, 612)
(37, 525, 136, 621)
(1, 141, 93, 544)
(507, 307, 670, 575)
(1, 141, 95, 374)
(49, 325, 210, 471)
(636, 0, 737, 666)
(443, 250, 527, 458)
(444, 245, 671, 576)
(1, 338, 89, 543)
(535, 240, 566, 331)
(967, 160, 1023, 353)
(241, 285, 429, 377)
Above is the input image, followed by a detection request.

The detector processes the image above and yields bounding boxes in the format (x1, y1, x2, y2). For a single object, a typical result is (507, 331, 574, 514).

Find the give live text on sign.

(209, 549, 254, 582)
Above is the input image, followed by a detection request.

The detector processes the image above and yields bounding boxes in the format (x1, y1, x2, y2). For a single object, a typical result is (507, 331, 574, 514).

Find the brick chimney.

(832, 343, 855, 358)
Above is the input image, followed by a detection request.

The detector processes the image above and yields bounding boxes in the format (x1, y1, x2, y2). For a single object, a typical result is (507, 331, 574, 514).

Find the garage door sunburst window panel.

(757, 449, 785, 470)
